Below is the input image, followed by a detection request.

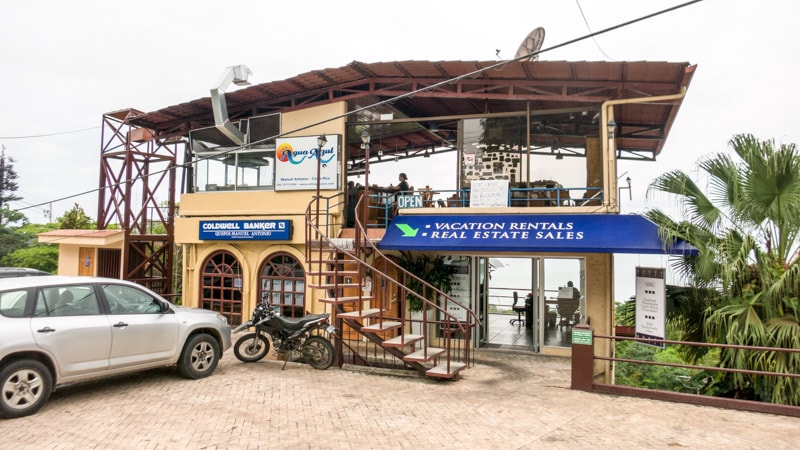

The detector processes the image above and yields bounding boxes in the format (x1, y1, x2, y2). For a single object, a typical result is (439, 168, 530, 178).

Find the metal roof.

(125, 59, 695, 159)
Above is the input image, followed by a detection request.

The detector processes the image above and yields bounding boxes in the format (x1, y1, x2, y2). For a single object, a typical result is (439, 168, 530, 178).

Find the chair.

(509, 291, 526, 325)
(420, 186, 435, 207)
(557, 298, 580, 329)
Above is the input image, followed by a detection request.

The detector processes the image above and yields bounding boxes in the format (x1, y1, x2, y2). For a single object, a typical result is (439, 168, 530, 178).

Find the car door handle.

(36, 327, 56, 333)
(113, 322, 129, 328)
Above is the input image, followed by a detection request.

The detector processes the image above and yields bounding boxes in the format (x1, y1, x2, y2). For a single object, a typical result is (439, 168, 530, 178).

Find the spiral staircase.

(304, 193, 477, 379)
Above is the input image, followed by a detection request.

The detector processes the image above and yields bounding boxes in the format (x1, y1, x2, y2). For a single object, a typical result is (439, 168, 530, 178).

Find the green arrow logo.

(395, 223, 419, 237)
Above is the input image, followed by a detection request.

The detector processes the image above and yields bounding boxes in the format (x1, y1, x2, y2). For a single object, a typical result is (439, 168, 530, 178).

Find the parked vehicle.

(233, 301, 336, 370)
(0, 276, 232, 419)
(0, 267, 52, 278)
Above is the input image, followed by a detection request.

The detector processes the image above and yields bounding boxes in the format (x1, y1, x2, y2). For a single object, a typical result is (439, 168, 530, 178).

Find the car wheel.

(177, 333, 220, 379)
(0, 359, 53, 419)
(303, 336, 335, 370)
(233, 333, 271, 362)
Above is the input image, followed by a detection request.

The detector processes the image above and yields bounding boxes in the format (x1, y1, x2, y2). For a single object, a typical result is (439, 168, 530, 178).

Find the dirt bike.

(232, 301, 336, 370)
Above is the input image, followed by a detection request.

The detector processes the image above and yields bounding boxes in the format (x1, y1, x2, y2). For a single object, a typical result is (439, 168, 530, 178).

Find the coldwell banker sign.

(274, 135, 340, 191)
(199, 220, 292, 241)
(378, 214, 698, 255)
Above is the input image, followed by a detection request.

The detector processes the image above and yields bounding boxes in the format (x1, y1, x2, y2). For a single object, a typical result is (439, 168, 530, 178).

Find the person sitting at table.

(385, 172, 410, 197)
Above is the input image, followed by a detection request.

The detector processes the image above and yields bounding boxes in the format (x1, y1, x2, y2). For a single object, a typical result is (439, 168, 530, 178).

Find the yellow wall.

(177, 102, 346, 313)
(57, 245, 84, 276)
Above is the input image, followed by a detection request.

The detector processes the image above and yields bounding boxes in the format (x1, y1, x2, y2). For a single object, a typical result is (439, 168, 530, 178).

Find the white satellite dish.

(514, 27, 545, 61)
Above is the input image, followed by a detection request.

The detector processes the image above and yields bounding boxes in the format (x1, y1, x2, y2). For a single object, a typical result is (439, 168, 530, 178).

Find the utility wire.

(12, 0, 704, 216)
(575, 0, 614, 60)
(0, 126, 100, 140)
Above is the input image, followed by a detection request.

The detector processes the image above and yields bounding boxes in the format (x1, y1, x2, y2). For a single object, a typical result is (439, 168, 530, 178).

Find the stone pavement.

(1, 349, 797, 449)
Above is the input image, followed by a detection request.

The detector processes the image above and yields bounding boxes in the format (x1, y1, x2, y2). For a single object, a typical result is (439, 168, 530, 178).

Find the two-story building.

(42, 58, 696, 380)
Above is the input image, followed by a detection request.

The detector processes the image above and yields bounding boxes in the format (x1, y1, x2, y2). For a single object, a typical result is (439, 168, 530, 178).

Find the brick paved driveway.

(1, 349, 796, 449)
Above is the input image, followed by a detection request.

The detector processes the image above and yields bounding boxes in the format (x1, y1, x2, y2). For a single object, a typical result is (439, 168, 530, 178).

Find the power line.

(11, 0, 704, 216)
(575, 0, 614, 60)
(0, 126, 100, 140)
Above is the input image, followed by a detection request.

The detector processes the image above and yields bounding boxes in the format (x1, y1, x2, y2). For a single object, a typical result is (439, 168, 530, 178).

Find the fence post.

(571, 323, 594, 391)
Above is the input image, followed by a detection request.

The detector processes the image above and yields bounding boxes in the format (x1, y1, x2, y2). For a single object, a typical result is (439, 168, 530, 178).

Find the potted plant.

(397, 251, 456, 312)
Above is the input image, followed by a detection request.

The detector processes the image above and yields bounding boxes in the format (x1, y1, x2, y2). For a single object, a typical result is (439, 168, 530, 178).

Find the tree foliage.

(646, 134, 800, 405)
(58, 203, 95, 229)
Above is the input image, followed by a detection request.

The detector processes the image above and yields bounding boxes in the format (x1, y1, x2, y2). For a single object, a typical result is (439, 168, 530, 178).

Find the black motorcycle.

(232, 301, 336, 370)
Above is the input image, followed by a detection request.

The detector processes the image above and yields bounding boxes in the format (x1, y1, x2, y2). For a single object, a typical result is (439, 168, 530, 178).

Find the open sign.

(397, 195, 422, 209)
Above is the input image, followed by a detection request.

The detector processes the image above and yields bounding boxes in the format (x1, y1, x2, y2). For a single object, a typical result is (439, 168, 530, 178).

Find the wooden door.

(78, 247, 94, 276)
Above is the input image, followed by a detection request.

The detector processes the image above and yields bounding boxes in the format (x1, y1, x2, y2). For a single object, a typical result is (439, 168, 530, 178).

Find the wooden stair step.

(404, 347, 445, 362)
(313, 270, 360, 276)
(361, 321, 402, 333)
(309, 283, 361, 289)
(319, 295, 373, 304)
(426, 362, 467, 379)
(338, 308, 382, 319)
(382, 334, 424, 348)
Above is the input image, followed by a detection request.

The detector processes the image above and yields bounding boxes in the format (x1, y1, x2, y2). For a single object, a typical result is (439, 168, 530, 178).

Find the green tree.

(645, 134, 800, 405)
(58, 203, 96, 229)
(0, 222, 58, 272)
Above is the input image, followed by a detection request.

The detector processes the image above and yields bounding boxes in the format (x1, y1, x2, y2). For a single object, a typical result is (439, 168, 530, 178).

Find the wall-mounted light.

(607, 120, 617, 139)
(618, 174, 632, 201)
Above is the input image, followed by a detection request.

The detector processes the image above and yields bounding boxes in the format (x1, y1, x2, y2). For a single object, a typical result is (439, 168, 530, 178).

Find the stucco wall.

(177, 102, 346, 313)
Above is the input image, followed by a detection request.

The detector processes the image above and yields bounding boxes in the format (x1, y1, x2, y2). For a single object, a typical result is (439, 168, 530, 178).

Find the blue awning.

(377, 214, 697, 255)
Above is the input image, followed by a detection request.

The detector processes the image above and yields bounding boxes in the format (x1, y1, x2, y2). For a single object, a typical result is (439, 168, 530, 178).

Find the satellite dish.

(515, 27, 545, 61)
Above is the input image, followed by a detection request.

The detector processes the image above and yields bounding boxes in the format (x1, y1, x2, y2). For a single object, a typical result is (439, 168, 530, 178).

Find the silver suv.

(0, 276, 232, 418)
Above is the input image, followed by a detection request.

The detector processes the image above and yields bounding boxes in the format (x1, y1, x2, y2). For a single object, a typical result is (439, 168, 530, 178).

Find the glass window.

(189, 114, 280, 192)
(101, 283, 161, 315)
(543, 257, 585, 349)
(36, 285, 100, 316)
(0, 290, 30, 317)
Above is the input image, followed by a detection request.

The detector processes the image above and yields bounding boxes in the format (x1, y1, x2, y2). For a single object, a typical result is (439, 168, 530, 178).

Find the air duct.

(210, 65, 252, 146)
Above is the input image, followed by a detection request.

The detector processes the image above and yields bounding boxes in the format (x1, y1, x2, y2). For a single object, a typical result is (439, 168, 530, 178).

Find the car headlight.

(216, 314, 228, 325)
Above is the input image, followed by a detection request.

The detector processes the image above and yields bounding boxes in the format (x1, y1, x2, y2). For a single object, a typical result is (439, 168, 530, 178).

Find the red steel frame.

(98, 109, 178, 296)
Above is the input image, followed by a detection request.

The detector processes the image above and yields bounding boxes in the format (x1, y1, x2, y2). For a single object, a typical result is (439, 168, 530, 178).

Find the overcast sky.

(1, 0, 798, 299)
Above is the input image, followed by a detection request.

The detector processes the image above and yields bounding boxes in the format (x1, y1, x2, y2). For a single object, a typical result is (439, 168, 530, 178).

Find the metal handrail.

(305, 192, 478, 374)
(361, 186, 605, 221)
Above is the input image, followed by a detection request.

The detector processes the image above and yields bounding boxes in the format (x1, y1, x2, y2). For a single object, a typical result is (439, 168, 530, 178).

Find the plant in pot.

(397, 251, 456, 313)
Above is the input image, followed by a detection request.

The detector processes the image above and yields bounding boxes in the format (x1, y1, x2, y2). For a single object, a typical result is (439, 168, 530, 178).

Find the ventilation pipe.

(210, 65, 252, 146)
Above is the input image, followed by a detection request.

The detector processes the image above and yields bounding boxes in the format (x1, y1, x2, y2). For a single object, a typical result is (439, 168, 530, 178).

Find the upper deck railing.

(350, 185, 605, 228)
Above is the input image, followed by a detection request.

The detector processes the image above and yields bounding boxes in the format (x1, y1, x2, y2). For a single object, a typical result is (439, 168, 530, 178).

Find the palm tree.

(645, 134, 800, 405)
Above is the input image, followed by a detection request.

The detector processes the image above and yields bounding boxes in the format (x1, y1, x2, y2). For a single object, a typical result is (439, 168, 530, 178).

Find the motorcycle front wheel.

(234, 333, 271, 362)
(303, 336, 335, 370)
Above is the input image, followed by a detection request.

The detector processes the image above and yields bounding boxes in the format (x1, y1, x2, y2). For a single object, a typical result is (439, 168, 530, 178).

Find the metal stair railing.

(305, 193, 479, 378)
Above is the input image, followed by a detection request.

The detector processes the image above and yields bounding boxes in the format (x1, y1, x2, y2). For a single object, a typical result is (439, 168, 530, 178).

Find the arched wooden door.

(258, 252, 307, 318)
(199, 250, 243, 325)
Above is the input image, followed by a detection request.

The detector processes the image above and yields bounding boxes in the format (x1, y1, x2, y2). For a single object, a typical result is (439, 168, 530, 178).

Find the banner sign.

(635, 266, 666, 348)
(199, 220, 291, 241)
(274, 135, 340, 191)
(378, 214, 697, 255)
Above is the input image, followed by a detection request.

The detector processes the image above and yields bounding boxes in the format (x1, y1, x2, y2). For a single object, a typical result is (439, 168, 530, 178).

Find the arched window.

(258, 252, 306, 318)
(200, 250, 243, 325)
